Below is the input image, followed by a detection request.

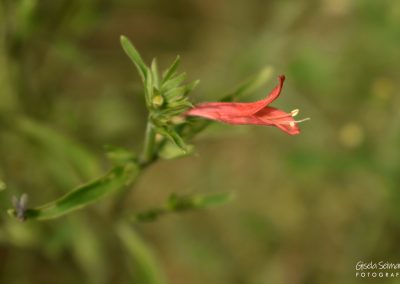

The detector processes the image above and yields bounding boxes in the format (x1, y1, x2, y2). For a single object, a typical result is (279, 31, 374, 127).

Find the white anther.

(291, 109, 299, 117)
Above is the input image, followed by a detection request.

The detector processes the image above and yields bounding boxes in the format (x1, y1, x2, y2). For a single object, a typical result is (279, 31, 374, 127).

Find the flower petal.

(255, 107, 300, 135)
(199, 107, 300, 135)
(186, 75, 285, 118)
(185, 75, 302, 135)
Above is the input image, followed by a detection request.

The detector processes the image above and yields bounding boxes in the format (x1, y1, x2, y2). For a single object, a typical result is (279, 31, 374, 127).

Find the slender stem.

(110, 170, 141, 218)
(141, 118, 156, 166)
(111, 117, 157, 217)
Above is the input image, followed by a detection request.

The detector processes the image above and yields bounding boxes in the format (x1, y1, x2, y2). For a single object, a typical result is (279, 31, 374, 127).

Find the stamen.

(282, 117, 311, 127)
(295, 118, 310, 123)
(267, 109, 300, 121)
(267, 111, 294, 120)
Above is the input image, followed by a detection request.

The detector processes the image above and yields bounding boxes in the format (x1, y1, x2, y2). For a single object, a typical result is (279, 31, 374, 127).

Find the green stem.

(141, 118, 156, 166)
(111, 117, 157, 216)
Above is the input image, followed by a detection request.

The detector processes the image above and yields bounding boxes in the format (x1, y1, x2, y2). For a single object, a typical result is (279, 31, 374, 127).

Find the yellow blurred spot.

(0, 180, 5, 191)
(339, 123, 364, 148)
(155, 133, 163, 142)
(371, 78, 395, 100)
(323, 0, 351, 15)
(171, 115, 185, 124)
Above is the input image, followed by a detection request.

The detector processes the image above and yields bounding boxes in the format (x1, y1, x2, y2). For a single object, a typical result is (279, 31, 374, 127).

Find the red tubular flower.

(185, 75, 309, 135)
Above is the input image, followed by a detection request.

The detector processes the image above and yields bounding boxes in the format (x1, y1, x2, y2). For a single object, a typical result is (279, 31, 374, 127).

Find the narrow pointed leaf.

(155, 127, 187, 152)
(130, 192, 233, 223)
(151, 58, 160, 89)
(105, 145, 137, 166)
(71, 217, 107, 284)
(184, 79, 200, 95)
(8, 163, 139, 220)
(193, 192, 234, 208)
(167, 192, 234, 210)
(161, 72, 187, 91)
(162, 55, 180, 83)
(17, 117, 101, 179)
(145, 69, 154, 105)
(164, 86, 185, 100)
(116, 222, 167, 284)
(120, 35, 147, 82)
(166, 102, 192, 111)
(158, 142, 194, 160)
(222, 66, 273, 102)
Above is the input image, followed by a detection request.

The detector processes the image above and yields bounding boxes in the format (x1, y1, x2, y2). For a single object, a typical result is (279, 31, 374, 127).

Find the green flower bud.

(152, 95, 164, 108)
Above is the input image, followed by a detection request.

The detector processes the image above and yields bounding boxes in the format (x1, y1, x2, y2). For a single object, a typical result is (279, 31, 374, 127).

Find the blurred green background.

(1, 0, 400, 283)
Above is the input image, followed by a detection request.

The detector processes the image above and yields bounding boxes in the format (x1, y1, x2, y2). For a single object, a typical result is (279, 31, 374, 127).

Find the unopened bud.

(152, 95, 164, 107)
(155, 133, 163, 142)
(171, 115, 185, 124)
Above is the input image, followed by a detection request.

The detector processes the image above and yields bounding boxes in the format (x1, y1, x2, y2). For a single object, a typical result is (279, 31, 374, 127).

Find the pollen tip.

(291, 109, 299, 117)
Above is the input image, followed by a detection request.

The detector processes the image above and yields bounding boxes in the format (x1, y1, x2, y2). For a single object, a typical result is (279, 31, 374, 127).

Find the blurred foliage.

(1, 0, 400, 284)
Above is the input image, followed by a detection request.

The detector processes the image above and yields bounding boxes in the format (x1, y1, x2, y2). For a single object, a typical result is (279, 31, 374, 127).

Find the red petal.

(255, 107, 300, 135)
(274, 123, 300, 135)
(186, 75, 285, 118)
(198, 107, 300, 135)
(185, 75, 301, 135)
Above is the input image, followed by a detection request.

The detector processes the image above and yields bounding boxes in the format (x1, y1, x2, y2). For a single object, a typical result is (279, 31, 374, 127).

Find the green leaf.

(164, 86, 186, 100)
(134, 208, 167, 222)
(155, 127, 187, 152)
(167, 193, 192, 211)
(17, 117, 101, 180)
(120, 35, 148, 82)
(167, 192, 234, 211)
(158, 141, 194, 160)
(166, 98, 190, 109)
(8, 163, 139, 220)
(145, 69, 154, 105)
(116, 222, 167, 284)
(176, 117, 211, 141)
(162, 55, 180, 83)
(193, 192, 234, 208)
(164, 79, 199, 101)
(222, 65, 274, 102)
(184, 79, 200, 95)
(161, 72, 187, 91)
(70, 216, 107, 284)
(150, 58, 160, 89)
(130, 192, 233, 223)
(167, 130, 188, 151)
(105, 145, 137, 166)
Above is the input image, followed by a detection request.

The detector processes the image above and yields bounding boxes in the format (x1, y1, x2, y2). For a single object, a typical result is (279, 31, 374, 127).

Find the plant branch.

(111, 116, 157, 217)
(141, 119, 157, 166)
